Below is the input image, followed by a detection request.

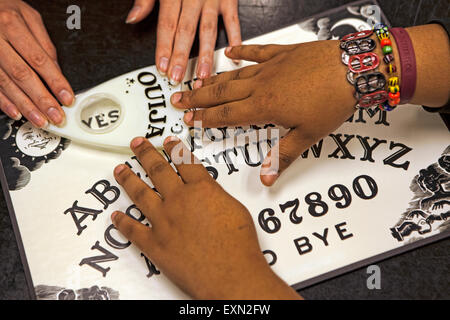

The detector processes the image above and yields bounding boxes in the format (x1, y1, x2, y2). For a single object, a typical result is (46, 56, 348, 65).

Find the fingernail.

(47, 107, 63, 125)
(170, 65, 183, 85)
(184, 111, 193, 124)
(59, 89, 74, 106)
(197, 63, 210, 79)
(225, 47, 232, 55)
(171, 92, 182, 104)
(126, 6, 141, 23)
(114, 164, 126, 175)
(262, 173, 278, 186)
(232, 59, 240, 65)
(194, 79, 203, 89)
(130, 137, 145, 149)
(164, 136, 180, 145)
(6, 105, 21, 120)
(111, 211, 119, 222)
(29, 111, 47, 128)
(158, 57, 169, 75)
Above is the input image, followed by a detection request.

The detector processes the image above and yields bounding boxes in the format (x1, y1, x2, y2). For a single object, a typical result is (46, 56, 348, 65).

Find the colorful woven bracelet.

(340, 30, 389, 110)
(373, 23, 400, 111)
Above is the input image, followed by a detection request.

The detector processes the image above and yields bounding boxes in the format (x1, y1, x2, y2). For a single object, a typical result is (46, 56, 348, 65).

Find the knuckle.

(148, 160, 167, 176)
(177, 22, 195, 36)
(201, 20, 216, 33)
(0, 9, 20, 26)
(38, 95, 56, 108)
(30, 52, 48, 67)
(278, 148, 295, 167)
(137, 144, 156, 160)
(11, 65, 31, 82)
(134, 188, 149, 204)
(213, 82, 227, 99)
(217, 105, 231, 120)
(181, 91, 193, 105)
(159, 20, 177, 33)
(0, 72, 11, 89)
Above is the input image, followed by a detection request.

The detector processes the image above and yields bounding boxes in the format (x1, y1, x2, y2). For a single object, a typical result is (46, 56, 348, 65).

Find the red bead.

(389, 92, 400, 100)
(381, 38, 392, 47)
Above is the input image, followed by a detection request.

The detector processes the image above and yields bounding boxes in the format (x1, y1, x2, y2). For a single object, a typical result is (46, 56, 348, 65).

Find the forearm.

(406, 24, 449, 108)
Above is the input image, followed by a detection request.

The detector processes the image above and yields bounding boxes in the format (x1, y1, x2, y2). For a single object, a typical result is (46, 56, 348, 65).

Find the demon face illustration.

(391, 149, 450, 242)
(35, 284, 119, 300)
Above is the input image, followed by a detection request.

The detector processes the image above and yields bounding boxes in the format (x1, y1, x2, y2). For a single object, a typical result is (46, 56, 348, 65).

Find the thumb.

(225, 44, 297, 63)
(126, 0, 156, 24)
(260, 128, 311, 186)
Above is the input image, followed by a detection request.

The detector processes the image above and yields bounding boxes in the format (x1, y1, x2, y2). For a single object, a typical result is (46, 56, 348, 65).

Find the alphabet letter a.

(66, 5, 81, 30)
(366, 265, 381, 289)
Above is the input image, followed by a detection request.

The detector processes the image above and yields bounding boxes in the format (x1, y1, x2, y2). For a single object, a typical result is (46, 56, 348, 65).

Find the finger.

(111, 211, 156, 255)
(155, 0, 181, 75)
(197, 2, 219, 79)
(260, 128, 310, 186)
(113, 164, 162, 223)
(1, 17, 74, 107)
(0, 67, 47, 128)
(0, 40, 65, 125)
(167, 1, 203, 85)
(171, 79, 251, 108)
(163, 136, 212, 183)
(126, 0, 157, 24)
(130, 137, 183, 197)
(225, 44, 297, 63)
(199, 64, 261, 88)
(183, 100, 267, 127)
(221, 0, 241, 62)
(0, 91, 21, 120)
(20, 4, 58, 63)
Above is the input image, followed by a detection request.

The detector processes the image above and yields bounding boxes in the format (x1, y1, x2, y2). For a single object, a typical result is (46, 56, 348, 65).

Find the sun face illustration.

(14, 122, 62, 158)
(0, 117, 71, 190)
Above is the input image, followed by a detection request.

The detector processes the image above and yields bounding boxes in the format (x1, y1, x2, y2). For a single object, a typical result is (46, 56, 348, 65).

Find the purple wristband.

(390, 28, 417, 104)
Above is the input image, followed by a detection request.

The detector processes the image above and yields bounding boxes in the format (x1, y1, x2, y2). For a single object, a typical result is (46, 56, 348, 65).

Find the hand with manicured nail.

(126, 0, 242, 85)
(0, 0, 74, 128)
(112, 136, 300, 299)
(171, 42, 357, 186)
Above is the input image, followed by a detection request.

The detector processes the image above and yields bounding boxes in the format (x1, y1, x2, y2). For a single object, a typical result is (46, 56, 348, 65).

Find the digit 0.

(353, 175, 378, 200)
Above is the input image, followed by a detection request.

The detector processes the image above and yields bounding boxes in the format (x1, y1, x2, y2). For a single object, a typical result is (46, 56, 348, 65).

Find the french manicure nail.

(197, 63, 210, 79)
(159, 57, 169, 75)
(170, 65, 183, 85)
(184, 111, 193, 123)
(126, 6, 141, 23)
(194, 79, 203, 89)
(29, 111, 47, 128)
(171, 92, 182, 104)
(131, 137, 144, 148)
(232, 59, 240, 65)
(47, 107, 63, 125)
(6, 105, 21, 120)
(59, 89, 74, 106)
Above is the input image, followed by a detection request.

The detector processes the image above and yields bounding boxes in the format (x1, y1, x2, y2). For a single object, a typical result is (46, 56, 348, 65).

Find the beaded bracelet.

(340, 30, 389, 110)
(373, 23, 400, 111)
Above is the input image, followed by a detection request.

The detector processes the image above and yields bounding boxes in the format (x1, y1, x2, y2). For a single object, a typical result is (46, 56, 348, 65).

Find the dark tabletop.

(1, 0, 449, 300)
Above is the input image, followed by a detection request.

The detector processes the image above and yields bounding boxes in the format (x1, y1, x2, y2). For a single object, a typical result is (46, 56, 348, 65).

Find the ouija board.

(1, 1, 449, 300)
